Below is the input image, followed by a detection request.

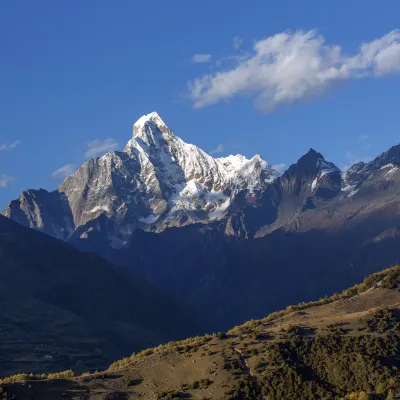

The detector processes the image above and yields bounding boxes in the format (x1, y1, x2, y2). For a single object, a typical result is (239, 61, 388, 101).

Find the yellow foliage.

(108, 335, 208, 371)
(228, 265, 399, 335)
(0, 370, 74, 384)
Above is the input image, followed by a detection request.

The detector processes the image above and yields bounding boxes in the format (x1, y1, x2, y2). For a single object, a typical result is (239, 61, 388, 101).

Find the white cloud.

(0, 174, 15, 188)
(209, 144, 224, 155)
(233, 36, 243, 51)
(272, 163, 286, 173)
(192, 54, 212, 63)
(189, 29, 400, 112)
(357, 134, 369, 141)
(84, 139, 118, 158)
(0, 140, 21, 152)
(52, 164, 77, 179)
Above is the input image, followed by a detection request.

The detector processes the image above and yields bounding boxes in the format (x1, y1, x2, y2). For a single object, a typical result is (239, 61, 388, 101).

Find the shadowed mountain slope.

(3, 266, 400, 399)
(0, 215, 201, 377)
(3, 113, 400, 333)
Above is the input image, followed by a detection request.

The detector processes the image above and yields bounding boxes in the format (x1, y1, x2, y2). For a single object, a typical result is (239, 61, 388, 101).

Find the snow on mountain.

(3, 112, 279, 245)
(342, 144, 400, 192)
(119, 112, 278, 225)
(311, 158, 340, 191)
(381, 163, 399, 176)
(3, 113, 399, 251)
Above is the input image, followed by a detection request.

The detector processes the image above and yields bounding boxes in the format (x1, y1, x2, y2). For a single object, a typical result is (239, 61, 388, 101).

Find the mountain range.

(2, 112, 278, 243)
(3, 112, 400, 332)
(4, 112, 399, 242)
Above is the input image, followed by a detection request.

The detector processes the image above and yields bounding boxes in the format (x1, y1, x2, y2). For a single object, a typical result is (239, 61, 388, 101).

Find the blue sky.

(1, 0, 399, 208)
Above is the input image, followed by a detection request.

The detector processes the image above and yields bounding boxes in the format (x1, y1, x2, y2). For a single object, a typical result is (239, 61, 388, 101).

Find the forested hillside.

(2, 266, 400, 399)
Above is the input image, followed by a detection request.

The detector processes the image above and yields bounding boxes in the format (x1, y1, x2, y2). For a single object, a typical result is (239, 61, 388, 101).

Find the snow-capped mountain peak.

(3, 113, 400, 253)
(130, 111, 176, 147)
(125, 112, 277, 194)
(134, 111, 165, 128)
(122, 113, 279, 228)
(2, 112, 279, 246)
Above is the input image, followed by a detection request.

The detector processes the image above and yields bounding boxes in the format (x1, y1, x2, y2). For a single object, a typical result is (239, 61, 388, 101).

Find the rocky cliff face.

(3, 112, 400, 331)
(3, 112, 400, 251)
(2, 112, 278, 246)
(223, 144, 400, 238)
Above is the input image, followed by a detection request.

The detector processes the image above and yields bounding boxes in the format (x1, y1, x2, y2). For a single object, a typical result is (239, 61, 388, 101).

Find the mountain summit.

(2, 112, 278, 246)
(5, 113, 399, 253)
(2, 114, 400, 332)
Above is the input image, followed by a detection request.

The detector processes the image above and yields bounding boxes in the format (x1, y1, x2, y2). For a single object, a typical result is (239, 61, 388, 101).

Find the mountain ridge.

(0, 214, 202, 377)
(3, 265, 400, 400)
(2, 112, 279, 244)
(5, 111, 398, 246)
(3, 112, 400, 332)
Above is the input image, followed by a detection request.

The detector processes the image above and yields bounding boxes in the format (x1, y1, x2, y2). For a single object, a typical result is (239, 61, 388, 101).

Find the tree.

(358, 392, 370, 400)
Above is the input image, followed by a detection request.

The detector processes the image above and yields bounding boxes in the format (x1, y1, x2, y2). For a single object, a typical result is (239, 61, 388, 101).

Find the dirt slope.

(3, 267, 400, 399)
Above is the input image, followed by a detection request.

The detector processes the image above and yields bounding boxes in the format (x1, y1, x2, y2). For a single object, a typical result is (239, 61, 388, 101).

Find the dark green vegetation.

(0, 215, 201, 376)
(257, 315, 400, 399)
(3, 266, 400, 399)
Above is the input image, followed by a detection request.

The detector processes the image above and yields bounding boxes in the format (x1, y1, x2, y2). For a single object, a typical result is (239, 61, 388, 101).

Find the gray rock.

(2, 112, 278, 246)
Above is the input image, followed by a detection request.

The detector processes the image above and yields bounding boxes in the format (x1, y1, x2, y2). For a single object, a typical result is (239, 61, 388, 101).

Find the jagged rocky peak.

(343, 143, 400, 190)
(2, 112, 279, 244)
(129, 111, 175, 147)
(369, 144, 400, 177)
(135, 111, 165, 128)
(124, 112, 278, 195)
(380, 144, 400, 165)
(280, 148, 341, 202)
(283, 148, 340, 181)
(2, 188, 74, 240)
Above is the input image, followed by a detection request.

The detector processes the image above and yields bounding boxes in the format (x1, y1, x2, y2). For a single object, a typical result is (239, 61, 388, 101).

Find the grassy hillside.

(2, 266, 400, 399)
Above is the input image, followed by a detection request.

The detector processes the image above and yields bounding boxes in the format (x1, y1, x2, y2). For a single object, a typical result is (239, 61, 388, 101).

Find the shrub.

(217, 332, 227, 340)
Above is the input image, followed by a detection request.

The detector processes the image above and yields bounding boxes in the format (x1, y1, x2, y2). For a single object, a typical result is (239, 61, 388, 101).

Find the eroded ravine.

(234, 347, 265, 400)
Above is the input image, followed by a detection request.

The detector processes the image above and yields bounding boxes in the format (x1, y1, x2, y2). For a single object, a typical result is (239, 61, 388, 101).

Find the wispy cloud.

(52, 164, 77, 180)
(51, 139, 117, 179)
(192, 54, 212, 63)
(233, 36, 243, 51)
(189, 29, 400, 112)
(0, 140, 21, 152)
(272, 163, 286, 173)
(357, 134, 369, 141)
(0, 174, 15, 188)
(209, 144, 224, 155)
(84, 139, 118, 158)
